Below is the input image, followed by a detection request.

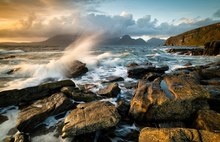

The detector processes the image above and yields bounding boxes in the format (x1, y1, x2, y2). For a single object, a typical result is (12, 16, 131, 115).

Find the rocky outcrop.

(127, 63, 169, 79)
(97, 83, 121, 97)
(0, 80, 75, 107)
(61, 86, 101, 102)
(139, 127, 220, 142)
(0, 115, 8, 124)
(62, 101, 120, 138)
(129, 71, 211, 122)
(65, 60, 88, 78)
(165, 22, 220, 46)
(203, 40, 220, 55)
(194, 110, 220, 132)
(16, 92, 73, 132)
(166, 48, 204, 55)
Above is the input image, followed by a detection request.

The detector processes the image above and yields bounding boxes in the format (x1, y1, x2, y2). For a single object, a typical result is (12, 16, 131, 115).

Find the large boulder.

(139, 127, 220, 142)
(194, 110, 220, 132)
(61, 86, 101, 102)
(97, 83, 121, 97)
(16, 92, 73, 132)
(65, 60, 88, 78)
(62, 101, 120, 138)
(127, 63, 168, 79)
(129, 72, 211, 122)
(203, 40, 220, 56)
(0, 80, 75, 107)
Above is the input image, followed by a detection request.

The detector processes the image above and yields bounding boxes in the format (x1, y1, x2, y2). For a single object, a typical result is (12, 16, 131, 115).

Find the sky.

(0, 0, 220, 42)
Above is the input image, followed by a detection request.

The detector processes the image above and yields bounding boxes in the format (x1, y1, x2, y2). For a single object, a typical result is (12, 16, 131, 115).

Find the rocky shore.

(0, 58, 220, 141)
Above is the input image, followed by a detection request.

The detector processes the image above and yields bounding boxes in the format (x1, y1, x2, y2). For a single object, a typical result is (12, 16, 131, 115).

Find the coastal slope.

(165, 22, 220, 46)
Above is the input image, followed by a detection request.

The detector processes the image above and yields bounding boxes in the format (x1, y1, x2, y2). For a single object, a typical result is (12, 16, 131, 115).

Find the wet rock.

(123, 82, 137, 89)
(77, 84, 97, 91)
(0, 80, 75, 107)
(61, 86, 100, 102)
(104, 76, 124, 83)
(65, 60, 88, 78)
(129, 72, 211, 122)
(142, 72, 162, 81)
(203, 40, 220, 56)
(127, 63, 168, 79)
(16, 92, 73, 132)
(62, 101, 120, 138)
(166, 48, 204, 55)
(139, 127, 220, 142)
(200, 78, 220, 85)
(14, 132, 30, 142)
(116, 98, 130, 119)
(127, 62, 139, 67)
(158, 121, 186, 128)
(97, 83, 121, 97)
(0, 114, 8, 124)
(6, 67, 21, 75)
(194, 110, 220, 132)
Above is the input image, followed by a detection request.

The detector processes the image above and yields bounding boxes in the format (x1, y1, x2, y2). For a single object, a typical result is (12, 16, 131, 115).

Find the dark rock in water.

(61, 86, 100, 102)
(0, 80, 75, 107)
(0, 114, 8, 124)
(127, 63, 168, 79)
(142, 72, 162, 81)
(62, 101, 120, 138)
(65, 60, 88, 78)
(6, 67, 21, 75)
(104, 76, 124, 83)
(16, 92, 73, 132)
(116, 98, 130, 119)
(129, 72, 211, 122)
(127, 62, 139, 67)
(97, 83, 121, 97)
(158, 121, 186, 128)
(166, 48, 204, 55)
(203, 40, 220, 56)
(194, 110, 220, 132)
(139, 127, 220, 142)
(123, 82, 137, 89)
(184, 61, 192, 66)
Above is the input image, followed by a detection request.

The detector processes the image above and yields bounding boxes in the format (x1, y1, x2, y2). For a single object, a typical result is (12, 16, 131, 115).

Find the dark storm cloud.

(213, 9, 220, 18)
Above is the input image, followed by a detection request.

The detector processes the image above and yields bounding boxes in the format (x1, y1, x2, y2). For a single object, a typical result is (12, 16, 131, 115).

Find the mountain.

(103, 35, 146, 45)
(146, 38, 165, 46)
(165, 22, 220, 46)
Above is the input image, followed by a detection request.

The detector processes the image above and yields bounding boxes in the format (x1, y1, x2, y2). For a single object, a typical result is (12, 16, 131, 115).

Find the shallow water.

(0, 44, 220, 141)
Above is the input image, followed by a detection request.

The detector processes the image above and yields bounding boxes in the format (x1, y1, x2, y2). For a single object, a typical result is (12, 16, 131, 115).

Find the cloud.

(0, 1, 220, 41)
(213, 9, 220, 18)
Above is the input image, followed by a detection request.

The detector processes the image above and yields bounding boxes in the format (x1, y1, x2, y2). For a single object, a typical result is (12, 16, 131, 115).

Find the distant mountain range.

(0, 34, 165, 48)
(165, 22, 220, 46)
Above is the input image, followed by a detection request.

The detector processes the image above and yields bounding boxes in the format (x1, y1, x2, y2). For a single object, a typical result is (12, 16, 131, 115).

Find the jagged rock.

(65, 60, 88, 78)
(0, 80, 75, 107)
(116, 98, 130, 119)
(104, 76, 124, 83)
(61, 86, 100, 102)
(142, 72, 162, 81)
(16, 92, 73, 132)
(203, 40, 220, 56)
(97, 83, 121, 97)
(194, 110, 220, 132)
(166, 48, 204, 55)
(14, 132, 30, 142)
(62, 101, 120, 138)
(127, 63, 168, 79)
(139, 127, 220, 142)
(0, 114, 8, 124)
(77, 84, 97, 91)
(129, 72, 211, 122)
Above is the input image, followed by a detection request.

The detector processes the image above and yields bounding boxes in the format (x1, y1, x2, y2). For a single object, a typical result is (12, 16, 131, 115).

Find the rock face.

(65, 60, 88, 78)
(0, 80, 75, 107)
(139, 127, 220, 142)
(97, 83, 121, 97)
(127, 63, 169, 79)
(129, 72, 211, 121)
(166, 48, 204, 55)
(61, 86, 100, 102)
(16, 92, 73, 132)
(203, 40, 220, 56)
(194, 110, 220, 132)
(62, 101, 120, 138)
(165, 22, 220, 46)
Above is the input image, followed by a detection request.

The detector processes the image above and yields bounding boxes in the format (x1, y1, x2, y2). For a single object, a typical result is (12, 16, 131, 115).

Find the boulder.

(127, 63, 168, 79)
(104, 76, 124, 83)
(203, 40, 220, 56)
(129, 72, 211, 122)
(0, 114, 8, 124)
(97, 83, 121, 97)
(61, 86, 101, 102)
(139, 127, 220, 142)
(14, 132, 30, 142)
(16, 92, 73, 132)
(0, 80, 75, 107)
(194, 110, 220, 132)
(62, 101, 120, 138)
(65, 60, 88, 78)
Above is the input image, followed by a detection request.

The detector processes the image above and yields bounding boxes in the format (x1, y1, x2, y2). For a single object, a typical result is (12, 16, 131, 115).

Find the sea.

(0, 37, 220, 141)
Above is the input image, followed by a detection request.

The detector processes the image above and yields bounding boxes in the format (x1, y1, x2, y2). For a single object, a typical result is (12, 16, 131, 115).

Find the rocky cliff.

(165, 22, 220, 46)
